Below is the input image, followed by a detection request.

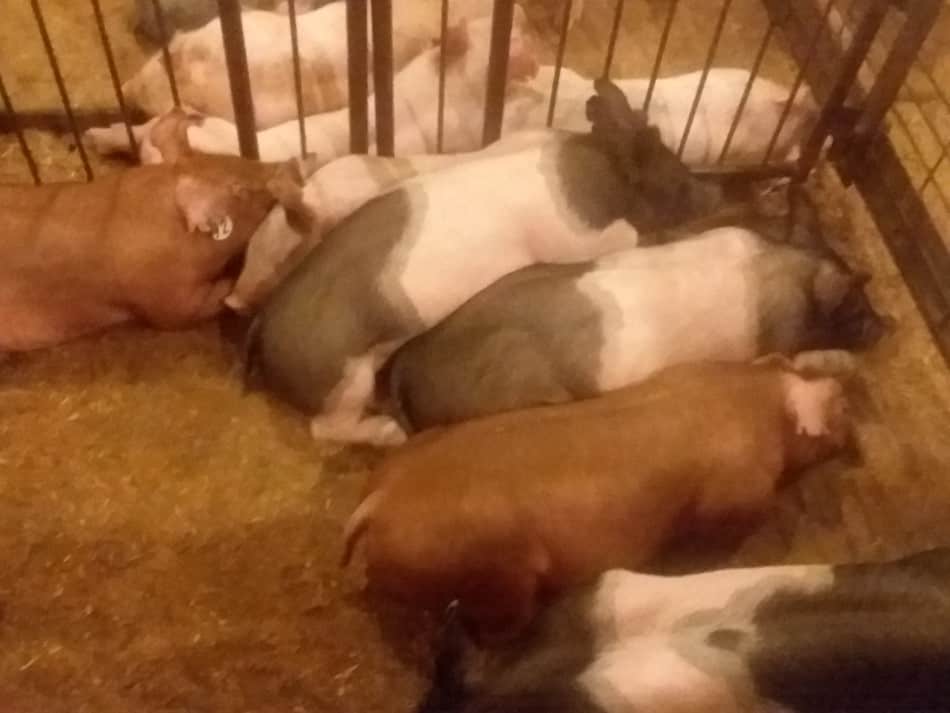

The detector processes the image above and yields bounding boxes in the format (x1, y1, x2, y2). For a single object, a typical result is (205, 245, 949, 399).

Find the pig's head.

(435, 6, 539, 91)
(224, 161, 320, 314)
(804, 258, 891, 351)
(586, 78, 723, 228)
(778, 368, 854, 473)
(173, 153, 319, 270)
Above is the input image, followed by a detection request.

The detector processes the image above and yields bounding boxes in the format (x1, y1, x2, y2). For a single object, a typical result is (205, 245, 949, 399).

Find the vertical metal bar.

(482, 0, 515, 147)
(676, 0, 733, 159)
(718, 18, 776, 163)
(852, 0, 941, 142)
(795, 0, 888, 177)
(30, 0, 93, 181)
(761, 0, 836, 166)
(287, 0, 307, 156)
(0, 72, 41, 185)
(370, 0, 394, 156)
(149, 0, 181, 107)
(90, 0, 137, 157)
(643, 0, 679, 113)
(546, 0, 574, 127)
(436, 0, 449, 153)
(602, 0, 626, 79)
(217, 0, 259, 159)
(347, 0, 370, 153)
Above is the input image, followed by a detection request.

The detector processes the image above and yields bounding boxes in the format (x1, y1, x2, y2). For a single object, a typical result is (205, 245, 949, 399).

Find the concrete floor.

(2, 1, 950, 711)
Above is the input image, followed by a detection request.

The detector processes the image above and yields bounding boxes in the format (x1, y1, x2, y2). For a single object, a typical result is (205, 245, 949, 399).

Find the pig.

(0, 111, 312, 351)
(89, 9, 541, 166)
(341, 359, 854, 638)
(121, 0, 488, 129)
(381, 226, 888, 432)
(228, 128, 555, 313)
(538, 66, 818, 165)
(419, 548, 950, 713)
(243, 79, 724, 447)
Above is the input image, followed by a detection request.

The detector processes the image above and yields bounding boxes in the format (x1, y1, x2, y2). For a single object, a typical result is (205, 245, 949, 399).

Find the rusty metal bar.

(347, 0, 370, 153)
(546, 0, 574, 127)
(30, 0, 93, 181)
(287, 0, 307, 156)
(436, 0, 449, 152)
(676, 0, 733, 159)
(718, 3, 797, 164)
(149, 0, 181, 107)
(90, 0, 138, 158)
(0, 72, 41, 185)
(795, 0, 888, 178)
(761, 0, 836, 166)
(482, 0, 515, 146)
(643, 0, 679, 113)
(602, 0, 626, 78)
(217, 0, 259, 159)
(370, 0, 395, 156)
(690, 161, 797, 180)
(851, 0, 941, 144)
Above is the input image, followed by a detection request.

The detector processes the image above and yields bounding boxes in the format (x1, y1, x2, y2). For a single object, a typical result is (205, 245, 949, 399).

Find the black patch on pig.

(252, 188, 425, 412)
(746, 548, 950, 713)
(706, 628, 744, 652)
(380, 260, 609, 432)
(420, 586, 605, 713)
(548, 134, 721, 238)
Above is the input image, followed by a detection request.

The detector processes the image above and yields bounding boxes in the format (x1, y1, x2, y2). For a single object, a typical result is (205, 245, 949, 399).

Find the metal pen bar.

(149, 0, 181, 106)
(482, 0, 515, 146)
(370, 0, 394, 156)
(718, 19, 776, 163)
(643, 0, 679, 113)
(795, 0, 888, 178)
(676, 0, 733, 159)
(90, 0, 137, 157)
(852, 0, 941, 148)
(287, 0, 307, 156)
(545, 0, 574, 127)
(346, 0, 369, 153)
(0, 72, 41, 185)
(217, 0, 259, 159)
(436, 0, 449, 152)
(761, 0, 836, 166)
(601, 0, 626, 78)
(30, 0, 93, 180)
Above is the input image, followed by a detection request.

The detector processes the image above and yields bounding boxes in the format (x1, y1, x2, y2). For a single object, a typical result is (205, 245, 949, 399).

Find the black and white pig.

(419, 548, 950, 713)
(244, 79, 723, 446)
(380, 226, 889, 432)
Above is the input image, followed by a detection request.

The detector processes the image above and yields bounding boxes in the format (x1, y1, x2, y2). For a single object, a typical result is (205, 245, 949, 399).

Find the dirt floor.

(2, 1, 950, 712)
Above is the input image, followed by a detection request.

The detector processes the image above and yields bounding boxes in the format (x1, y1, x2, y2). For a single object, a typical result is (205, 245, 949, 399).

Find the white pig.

(89, 9, 542, 165)
(381, 227, 888, 432)
(243, 80, 724, 446)
(228, 128, 554, 313)
(538, 66, 818, 165)
(121, 0, 491, 129)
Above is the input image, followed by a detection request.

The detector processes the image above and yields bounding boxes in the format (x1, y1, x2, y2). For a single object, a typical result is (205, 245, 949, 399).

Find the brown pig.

(0, 120, 310, 351)
(342, 359, 853, 639)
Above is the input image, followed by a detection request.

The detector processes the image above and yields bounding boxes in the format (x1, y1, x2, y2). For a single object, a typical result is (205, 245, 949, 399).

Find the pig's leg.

(311, 354, 408, 447)
(593, 218, 641, 255)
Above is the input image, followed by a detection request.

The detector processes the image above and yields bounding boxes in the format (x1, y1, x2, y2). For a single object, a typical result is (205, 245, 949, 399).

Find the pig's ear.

(812, 262, 854, 316)
(175, 175, 233, 234)
(267, 169, 318, 236)
(441, 19, 470, 60)
(149, 107, 203, 165)
(507, 17, 539, 81)
(586, 78, 646, 132)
